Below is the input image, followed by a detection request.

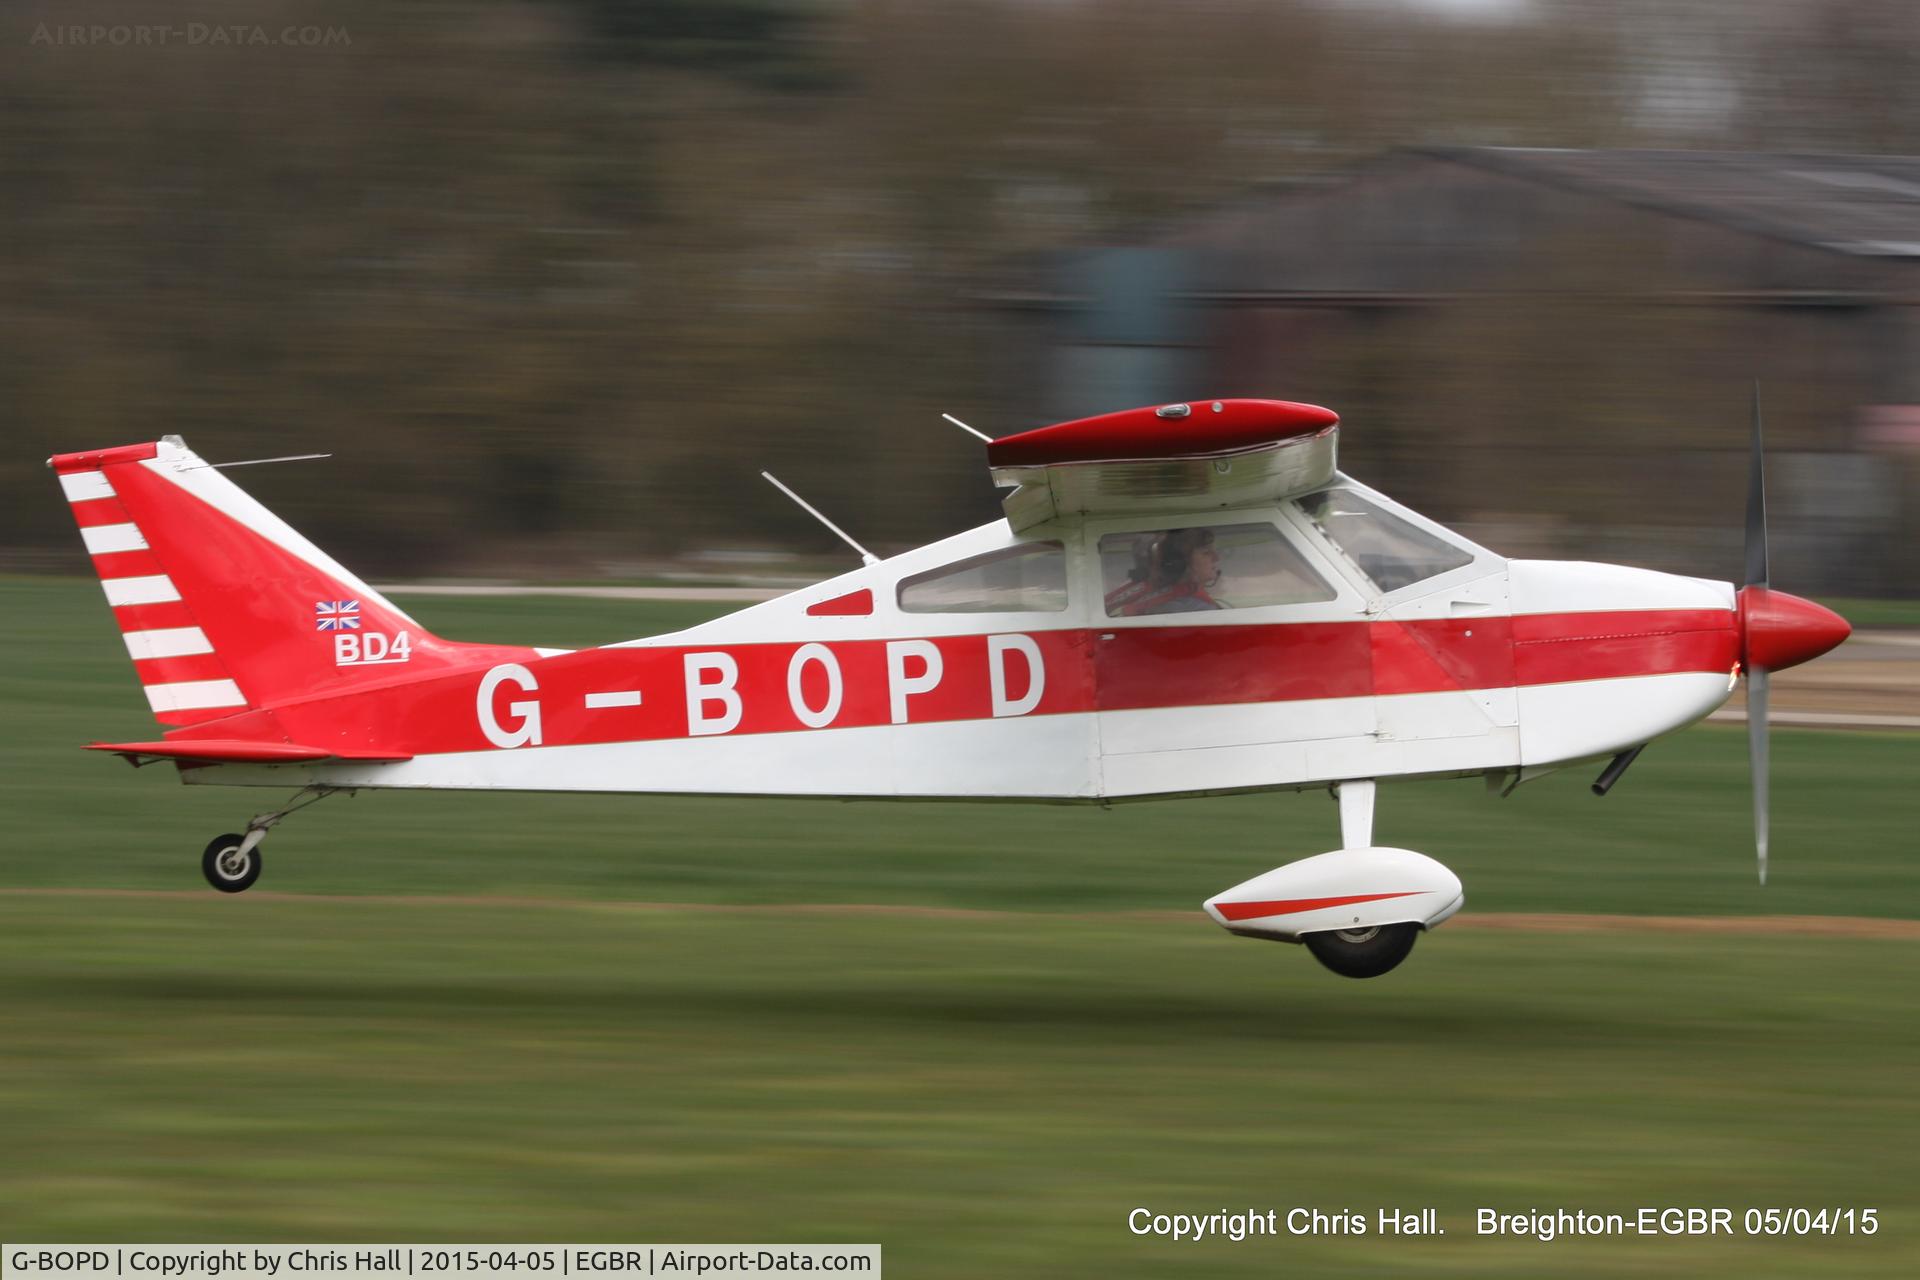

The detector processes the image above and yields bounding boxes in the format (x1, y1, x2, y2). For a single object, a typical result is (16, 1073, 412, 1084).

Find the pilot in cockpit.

(1104, 527, 1224, 616)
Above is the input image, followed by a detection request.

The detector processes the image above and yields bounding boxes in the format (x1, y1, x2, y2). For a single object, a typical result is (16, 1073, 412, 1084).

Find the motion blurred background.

(5, 6, 1920, 1272)
(4, 0, 1919, 593)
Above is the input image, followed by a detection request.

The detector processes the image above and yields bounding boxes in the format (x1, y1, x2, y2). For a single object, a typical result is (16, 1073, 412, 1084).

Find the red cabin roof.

(986, 399, 1339, 468)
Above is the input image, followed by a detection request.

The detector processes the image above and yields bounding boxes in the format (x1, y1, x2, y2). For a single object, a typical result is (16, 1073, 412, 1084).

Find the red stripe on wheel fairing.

(1213, 891, 1424, 922)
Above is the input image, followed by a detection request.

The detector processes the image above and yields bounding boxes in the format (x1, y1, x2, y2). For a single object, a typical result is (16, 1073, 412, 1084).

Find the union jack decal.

(315, 600, 361, 631)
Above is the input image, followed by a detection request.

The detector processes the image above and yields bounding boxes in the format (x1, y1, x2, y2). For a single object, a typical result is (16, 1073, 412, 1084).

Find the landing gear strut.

(199, 785, 345, 893)
(1203, 779, 1464, 980)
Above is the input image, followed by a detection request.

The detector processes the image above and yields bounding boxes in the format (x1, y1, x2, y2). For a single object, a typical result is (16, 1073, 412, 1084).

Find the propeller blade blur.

(1749, 665, 1769, 886)
(1744, 382, 1772, 885)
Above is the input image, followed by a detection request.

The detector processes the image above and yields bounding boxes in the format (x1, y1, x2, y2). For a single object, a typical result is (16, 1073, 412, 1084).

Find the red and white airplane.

(50, 398, 1849, 977)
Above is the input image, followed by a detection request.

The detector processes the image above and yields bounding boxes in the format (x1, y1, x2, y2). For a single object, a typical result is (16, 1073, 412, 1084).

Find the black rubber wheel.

(1304, 922, 1419, 979)
(201, 833, 262, 893)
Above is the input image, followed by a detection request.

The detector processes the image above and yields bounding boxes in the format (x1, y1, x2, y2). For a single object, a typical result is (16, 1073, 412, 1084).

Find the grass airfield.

(2, 578, 1916, 1275)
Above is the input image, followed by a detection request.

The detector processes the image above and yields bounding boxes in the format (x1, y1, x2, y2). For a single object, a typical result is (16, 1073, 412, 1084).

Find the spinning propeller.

(1736, 386, 1850, 884)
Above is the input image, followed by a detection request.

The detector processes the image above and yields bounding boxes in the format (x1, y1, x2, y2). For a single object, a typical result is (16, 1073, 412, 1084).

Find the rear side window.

(897, 541, 1068, 613)
(1297, 488, 1473, 593)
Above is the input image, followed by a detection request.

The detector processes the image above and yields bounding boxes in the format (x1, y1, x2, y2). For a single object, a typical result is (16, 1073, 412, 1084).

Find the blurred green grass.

(3, 578, 1917, 1276)
(0, 897, 1914, 1276)
(1, 578, 1912, 916)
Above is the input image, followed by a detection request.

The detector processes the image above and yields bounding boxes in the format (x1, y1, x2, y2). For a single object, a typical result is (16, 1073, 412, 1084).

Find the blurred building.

(988, 147, 1920, 595)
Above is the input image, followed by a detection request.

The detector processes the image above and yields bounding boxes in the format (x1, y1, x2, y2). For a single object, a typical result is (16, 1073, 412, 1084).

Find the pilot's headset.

(1153, 528, 1219, 588)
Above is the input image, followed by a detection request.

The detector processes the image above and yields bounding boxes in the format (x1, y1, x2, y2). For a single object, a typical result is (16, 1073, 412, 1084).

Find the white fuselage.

(188, 478, 1738, 801)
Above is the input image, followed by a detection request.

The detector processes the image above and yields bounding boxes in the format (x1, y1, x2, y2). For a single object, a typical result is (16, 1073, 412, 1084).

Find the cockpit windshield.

(1296, 488, 1474, 593)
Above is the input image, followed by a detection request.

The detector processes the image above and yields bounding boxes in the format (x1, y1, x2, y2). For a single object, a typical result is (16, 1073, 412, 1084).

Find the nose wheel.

(196, 785, 347, 893)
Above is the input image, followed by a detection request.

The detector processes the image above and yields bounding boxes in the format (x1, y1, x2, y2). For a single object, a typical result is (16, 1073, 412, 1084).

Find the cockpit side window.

(1296, 488, 1474, 594)
(897, 541, 1068, 613)
(1099, 522, 1336, 617)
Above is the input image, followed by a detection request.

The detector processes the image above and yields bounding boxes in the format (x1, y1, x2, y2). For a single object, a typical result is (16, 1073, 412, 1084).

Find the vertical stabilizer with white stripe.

(49, 436, 513, 729)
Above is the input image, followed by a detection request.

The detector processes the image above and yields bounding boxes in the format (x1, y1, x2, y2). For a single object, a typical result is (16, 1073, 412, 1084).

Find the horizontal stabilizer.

(86, 739, 413, 765)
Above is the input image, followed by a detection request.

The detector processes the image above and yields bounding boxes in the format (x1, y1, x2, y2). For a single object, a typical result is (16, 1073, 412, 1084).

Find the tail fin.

(50, 436, 527, 728)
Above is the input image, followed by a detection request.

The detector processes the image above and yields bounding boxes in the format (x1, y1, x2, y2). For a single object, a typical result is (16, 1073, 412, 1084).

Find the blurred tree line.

(2, 0, 1916, 575)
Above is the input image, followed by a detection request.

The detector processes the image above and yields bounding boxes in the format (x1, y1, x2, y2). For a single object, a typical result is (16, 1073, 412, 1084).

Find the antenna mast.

(176, 453, 334, 472)
(760, 472, 879, 566)
(941, 412, 992, 442)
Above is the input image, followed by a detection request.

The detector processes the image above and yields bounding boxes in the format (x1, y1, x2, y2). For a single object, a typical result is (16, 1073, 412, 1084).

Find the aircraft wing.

(986, 399, 1339, 531)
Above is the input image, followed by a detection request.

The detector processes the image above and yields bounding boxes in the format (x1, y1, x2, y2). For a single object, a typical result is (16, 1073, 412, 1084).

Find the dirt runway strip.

(4, 887, 1916, 938)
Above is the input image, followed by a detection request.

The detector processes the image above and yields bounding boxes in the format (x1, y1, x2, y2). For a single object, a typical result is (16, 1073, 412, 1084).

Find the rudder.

(50, 435, 522, 727)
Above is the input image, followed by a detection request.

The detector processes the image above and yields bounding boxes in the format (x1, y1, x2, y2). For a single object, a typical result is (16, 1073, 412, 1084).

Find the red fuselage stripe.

(227, 607, 1738, 758)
